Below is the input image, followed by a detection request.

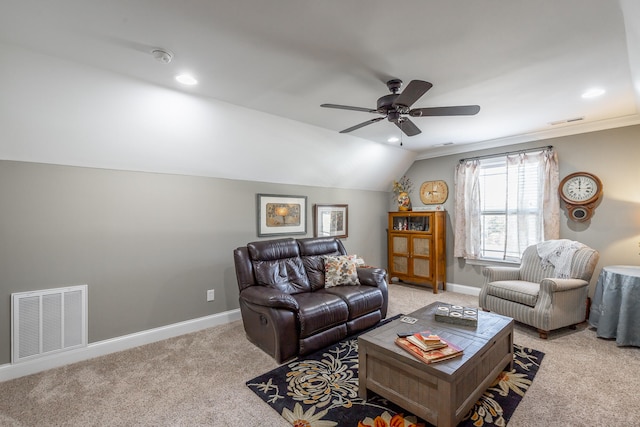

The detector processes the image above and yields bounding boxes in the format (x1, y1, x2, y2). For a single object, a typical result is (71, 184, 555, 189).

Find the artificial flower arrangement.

(392, 176, 414, 197)
(392, 176, 414, 211)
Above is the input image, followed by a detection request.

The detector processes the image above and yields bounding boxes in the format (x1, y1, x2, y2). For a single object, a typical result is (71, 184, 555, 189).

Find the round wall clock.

(559, 172, 603, 221)
(420, 180, 449, 205)
(559, 172, 603, 205)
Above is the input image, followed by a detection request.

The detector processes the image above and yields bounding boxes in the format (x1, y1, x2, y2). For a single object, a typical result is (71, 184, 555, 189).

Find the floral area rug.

(246, 323, 544, 427)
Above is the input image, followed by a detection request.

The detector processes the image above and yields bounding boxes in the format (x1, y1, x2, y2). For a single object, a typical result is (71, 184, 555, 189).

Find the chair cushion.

(292, 292, 349, 338)
(323, 255, 360, 287)
(484, 280, 540, 307)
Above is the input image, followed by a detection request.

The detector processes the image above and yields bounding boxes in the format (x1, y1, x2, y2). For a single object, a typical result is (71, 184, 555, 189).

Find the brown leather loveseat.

(233, 236, 388, 363)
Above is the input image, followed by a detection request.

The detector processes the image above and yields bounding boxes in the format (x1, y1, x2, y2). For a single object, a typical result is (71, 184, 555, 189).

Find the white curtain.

(454, 148, 559, 260)
(540, 149, 560, 240)
(453, 159, 481, 258)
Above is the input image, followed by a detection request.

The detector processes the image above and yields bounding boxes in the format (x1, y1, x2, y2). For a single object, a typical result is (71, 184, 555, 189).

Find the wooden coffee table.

(358, 302, 514, 427)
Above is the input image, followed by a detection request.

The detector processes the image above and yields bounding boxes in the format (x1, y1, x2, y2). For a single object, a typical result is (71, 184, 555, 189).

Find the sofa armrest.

(357, 267, 388, 318)
(357, 267, 387, 288)
(540, 278, 588, 293)
(239, 286, 299, 311)
(483, 266, 521, 282)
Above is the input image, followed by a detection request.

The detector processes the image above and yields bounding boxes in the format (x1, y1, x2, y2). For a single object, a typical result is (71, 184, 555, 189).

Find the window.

(478, 157, 543, 261)
(453, 147, 560, 262)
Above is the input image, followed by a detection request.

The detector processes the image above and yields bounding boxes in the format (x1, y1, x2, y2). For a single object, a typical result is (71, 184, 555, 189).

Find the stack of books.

(395, 331, 463, 364)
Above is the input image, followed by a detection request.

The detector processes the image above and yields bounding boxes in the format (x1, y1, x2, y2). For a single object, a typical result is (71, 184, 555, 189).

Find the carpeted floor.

(0, 283, 638, 426)
(247, 326, 544, 427)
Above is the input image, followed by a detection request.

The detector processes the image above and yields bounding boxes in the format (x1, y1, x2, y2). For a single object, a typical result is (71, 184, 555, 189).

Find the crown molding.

(414, 114, 640, 160)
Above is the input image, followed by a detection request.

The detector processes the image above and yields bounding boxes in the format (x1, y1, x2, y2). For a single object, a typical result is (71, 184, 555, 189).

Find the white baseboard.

(0, 286, 479, 383)
(390, 279, 481, 297)
(446, 282, 482, 297)
(0, 309, 241, 383)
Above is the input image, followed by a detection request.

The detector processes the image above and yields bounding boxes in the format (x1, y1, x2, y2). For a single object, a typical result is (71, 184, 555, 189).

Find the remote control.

(396, 331, 419, 338)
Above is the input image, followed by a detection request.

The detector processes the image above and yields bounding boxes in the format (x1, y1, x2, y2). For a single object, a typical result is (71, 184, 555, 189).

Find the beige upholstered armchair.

(479, 240, 599, 338)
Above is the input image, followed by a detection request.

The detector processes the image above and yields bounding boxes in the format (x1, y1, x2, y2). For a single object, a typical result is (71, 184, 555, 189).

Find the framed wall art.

(314, 204, 348, 238)
(257, 194, 307, 237)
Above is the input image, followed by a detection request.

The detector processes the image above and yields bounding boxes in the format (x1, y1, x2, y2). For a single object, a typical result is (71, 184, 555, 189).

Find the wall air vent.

(11, 285, 88, 363)
(549, 116, 585, 126)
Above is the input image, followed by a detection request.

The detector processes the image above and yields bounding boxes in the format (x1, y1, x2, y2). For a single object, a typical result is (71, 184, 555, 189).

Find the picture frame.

(257, 194, 307, 237)
(314, 204, 348, 238)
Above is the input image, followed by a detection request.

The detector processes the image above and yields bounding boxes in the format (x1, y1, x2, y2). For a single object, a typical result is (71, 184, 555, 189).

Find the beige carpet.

(1, 283, 639, 426)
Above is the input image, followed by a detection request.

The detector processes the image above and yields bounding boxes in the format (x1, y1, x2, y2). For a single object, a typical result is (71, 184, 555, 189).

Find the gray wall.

(3, 124, 638, 365)
(0, 161, 389, 364)
(404, 124, 640, 290)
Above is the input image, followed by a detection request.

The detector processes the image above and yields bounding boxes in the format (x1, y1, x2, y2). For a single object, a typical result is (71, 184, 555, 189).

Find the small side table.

(588, 265, 640, 347)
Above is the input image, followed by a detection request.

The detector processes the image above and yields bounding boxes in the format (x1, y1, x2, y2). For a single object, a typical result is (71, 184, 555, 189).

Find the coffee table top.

(358, 302, 514, 377)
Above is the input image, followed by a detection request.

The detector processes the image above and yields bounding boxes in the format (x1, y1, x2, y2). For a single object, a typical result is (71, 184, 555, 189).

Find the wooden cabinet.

(387, 211, 446, 293)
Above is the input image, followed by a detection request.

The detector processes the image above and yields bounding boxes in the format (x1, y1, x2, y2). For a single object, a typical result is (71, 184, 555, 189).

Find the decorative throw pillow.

(324, 255, 360, 287)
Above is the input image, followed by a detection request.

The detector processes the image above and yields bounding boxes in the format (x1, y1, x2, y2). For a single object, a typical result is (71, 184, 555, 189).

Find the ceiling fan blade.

(393, 80, 433, 108)
(321, 103, 377, 113)
(339, 117, 385, 133)
(395, 118, 421, 136)
(409, 105, 481, 117)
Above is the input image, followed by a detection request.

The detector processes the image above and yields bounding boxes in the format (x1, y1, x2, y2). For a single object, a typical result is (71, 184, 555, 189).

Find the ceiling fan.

(321, 79, 480, 137)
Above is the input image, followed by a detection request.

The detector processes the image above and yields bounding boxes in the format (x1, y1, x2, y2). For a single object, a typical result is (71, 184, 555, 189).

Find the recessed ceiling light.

(175, 74, 198, 85)
(388, 136, 400, 143)
(581, 88, 605, 99)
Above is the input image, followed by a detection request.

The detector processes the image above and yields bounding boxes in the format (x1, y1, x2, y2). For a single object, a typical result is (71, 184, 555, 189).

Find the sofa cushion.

(292, 292, 349, 338)
(320, 286, 384, 319)
(298, 237, 344, 290)
(248, 238, 310, 294)
(297, 237, 344, 256)
(324, 255, 360, 287)
(252, 258, 310, 294)
(346, 311, 381, 335)
(485, 280, 540, 307)
(301, 256, 327, 291)
(248, 238, 299, 260)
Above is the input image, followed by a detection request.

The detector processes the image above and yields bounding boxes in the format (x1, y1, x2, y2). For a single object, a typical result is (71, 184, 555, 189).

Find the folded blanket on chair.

(536, 239, 586, 278)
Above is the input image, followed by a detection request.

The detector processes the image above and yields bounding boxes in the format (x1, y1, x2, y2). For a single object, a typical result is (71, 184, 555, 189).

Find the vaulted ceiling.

(1, 1, 639, 191)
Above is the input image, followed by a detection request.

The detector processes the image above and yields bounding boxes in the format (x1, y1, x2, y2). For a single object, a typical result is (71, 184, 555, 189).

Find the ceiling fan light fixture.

(387, 136, 400, 143)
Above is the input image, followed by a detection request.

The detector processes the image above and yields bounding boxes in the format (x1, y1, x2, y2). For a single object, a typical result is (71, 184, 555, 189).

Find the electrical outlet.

(206, 289, 215, 301)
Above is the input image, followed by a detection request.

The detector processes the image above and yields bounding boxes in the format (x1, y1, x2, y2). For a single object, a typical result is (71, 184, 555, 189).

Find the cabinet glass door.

(391, 215, 430, 232)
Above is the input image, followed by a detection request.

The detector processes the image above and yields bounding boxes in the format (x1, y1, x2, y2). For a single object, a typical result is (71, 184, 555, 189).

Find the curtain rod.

(459, 145, 553, 163)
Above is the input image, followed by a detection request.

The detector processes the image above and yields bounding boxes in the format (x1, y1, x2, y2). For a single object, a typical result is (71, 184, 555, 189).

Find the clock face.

(420, 180, 449, 204)
(560, 173, 602, 204)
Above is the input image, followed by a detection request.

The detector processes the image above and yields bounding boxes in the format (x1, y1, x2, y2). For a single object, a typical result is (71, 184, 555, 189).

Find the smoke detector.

(152, 49, 173, 64)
